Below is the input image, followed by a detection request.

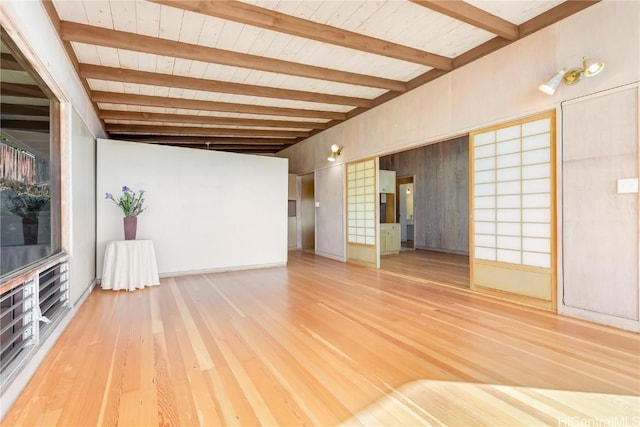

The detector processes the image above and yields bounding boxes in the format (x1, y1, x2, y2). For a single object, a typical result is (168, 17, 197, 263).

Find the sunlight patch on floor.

(339, 380, 640, 427)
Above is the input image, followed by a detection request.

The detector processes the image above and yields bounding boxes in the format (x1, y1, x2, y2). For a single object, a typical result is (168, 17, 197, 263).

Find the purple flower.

(106, 186, 146, 216)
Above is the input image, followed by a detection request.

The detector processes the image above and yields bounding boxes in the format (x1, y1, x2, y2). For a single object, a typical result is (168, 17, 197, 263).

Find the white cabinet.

(379, 170, 396, 194)
(380, 223, 401, 255)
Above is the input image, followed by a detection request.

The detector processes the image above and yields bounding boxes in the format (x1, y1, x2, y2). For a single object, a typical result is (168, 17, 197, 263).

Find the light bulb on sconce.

(538, 56, 605, 95)
(327, 144, 343, 162)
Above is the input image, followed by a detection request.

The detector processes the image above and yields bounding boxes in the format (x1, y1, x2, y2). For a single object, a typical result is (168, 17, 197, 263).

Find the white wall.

(96, 139, 288, 277)
(69, 108, 96, 304)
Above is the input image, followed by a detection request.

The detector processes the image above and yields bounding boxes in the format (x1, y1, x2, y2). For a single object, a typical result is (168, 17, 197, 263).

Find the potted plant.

(0, 178, 50, 245)
(105, 186, 146, 240)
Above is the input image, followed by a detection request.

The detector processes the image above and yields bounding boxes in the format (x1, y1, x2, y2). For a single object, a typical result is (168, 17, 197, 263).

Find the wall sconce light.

(327, 144, 342, 162)
(538, 56, 605, 95)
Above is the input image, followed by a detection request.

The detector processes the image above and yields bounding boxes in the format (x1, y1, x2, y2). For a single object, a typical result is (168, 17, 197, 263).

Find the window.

(1, 27, 61, 277)
(0, 26, 67, 390)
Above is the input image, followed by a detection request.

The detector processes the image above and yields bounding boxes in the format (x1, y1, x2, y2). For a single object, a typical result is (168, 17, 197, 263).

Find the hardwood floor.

(4, 251, 639, 426)
(381, 249, 470, 289)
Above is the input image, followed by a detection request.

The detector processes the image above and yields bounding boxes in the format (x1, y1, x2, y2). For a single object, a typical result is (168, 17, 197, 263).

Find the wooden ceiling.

(28, 0, 599, 154)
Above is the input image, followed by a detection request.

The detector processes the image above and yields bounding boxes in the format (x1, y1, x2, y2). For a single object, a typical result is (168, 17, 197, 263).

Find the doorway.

(396, 176, 415, 250)
(300, 172, 315, 252)
(378, 136, 471, 289)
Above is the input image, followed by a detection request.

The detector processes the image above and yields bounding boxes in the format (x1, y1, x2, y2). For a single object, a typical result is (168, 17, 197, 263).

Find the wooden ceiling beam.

(150, 0, 453, 70)
(0, 103, 50, 116)
(99, 110, 328, 130)
(0, 53, 23, 71)
(156, 143, 285, 150)
(519, 0, 600, 37)
(0, 120, 49, 132)
(197, 145, 284, 151)
(106, 124, 309, 138)
(0, 82, 47, 99)
(411, 0, 519, 40)
(60, 21, 406, 92)
(80, 64, 372, 108)
(114, 136, 297, 145)
(452, 37, 511, 69)
(91, 91, 347, 121)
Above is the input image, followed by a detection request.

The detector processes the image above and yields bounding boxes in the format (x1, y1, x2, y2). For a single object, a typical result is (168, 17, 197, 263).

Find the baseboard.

(414, 246, 469, 256)
(0, 278, 97, 421)
(559, 305, 639, 333)
(159, 261, 287, 278)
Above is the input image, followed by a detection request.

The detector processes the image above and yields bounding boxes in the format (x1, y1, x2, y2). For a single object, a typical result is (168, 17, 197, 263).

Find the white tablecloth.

(101, 240, 160, 291)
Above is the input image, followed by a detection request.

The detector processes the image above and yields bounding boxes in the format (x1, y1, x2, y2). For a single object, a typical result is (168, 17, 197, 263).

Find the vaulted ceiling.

(9, 0, 600, 154)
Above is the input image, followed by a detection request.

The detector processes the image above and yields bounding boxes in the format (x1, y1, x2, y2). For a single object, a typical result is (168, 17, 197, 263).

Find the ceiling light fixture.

(538, 56, 605, 95)
(327, 144, 343, 162)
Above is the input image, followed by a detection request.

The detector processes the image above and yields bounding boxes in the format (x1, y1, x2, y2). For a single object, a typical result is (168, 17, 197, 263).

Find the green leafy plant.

(105, 185, 146, 217)
(0, 178, 50, 219)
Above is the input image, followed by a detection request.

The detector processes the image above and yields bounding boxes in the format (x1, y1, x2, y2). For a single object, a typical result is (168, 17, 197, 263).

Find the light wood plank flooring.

(4, 251, 639, 426)
(381, 249, 470, 289)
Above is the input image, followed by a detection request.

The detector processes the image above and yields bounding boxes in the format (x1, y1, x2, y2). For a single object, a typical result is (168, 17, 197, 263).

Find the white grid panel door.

(470, 112, 555, 309)
(347, 159, 376, 245)
(347, 158, 378, 267)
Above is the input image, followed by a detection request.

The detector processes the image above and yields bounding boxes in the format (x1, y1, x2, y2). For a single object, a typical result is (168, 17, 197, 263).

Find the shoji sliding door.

(470, 112, 556, 310)
(346, 158, 378, 267)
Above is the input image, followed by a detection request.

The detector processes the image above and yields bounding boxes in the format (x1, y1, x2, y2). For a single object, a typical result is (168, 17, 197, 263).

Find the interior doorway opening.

(396, 177, 415, 250)
(300, 172, 315, 252)
(379, 136, 470, 289)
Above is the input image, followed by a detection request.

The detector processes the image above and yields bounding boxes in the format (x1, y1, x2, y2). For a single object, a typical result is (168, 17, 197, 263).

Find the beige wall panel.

(473, 261, 552, 301)
(562, 86, 639, 320)
(315, 165, 346, 261)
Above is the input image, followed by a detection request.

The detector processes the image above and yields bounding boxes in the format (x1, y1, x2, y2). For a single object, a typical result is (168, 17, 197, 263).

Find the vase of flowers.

(1, 178, 50, 245)
(105, 186, 146, 240)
